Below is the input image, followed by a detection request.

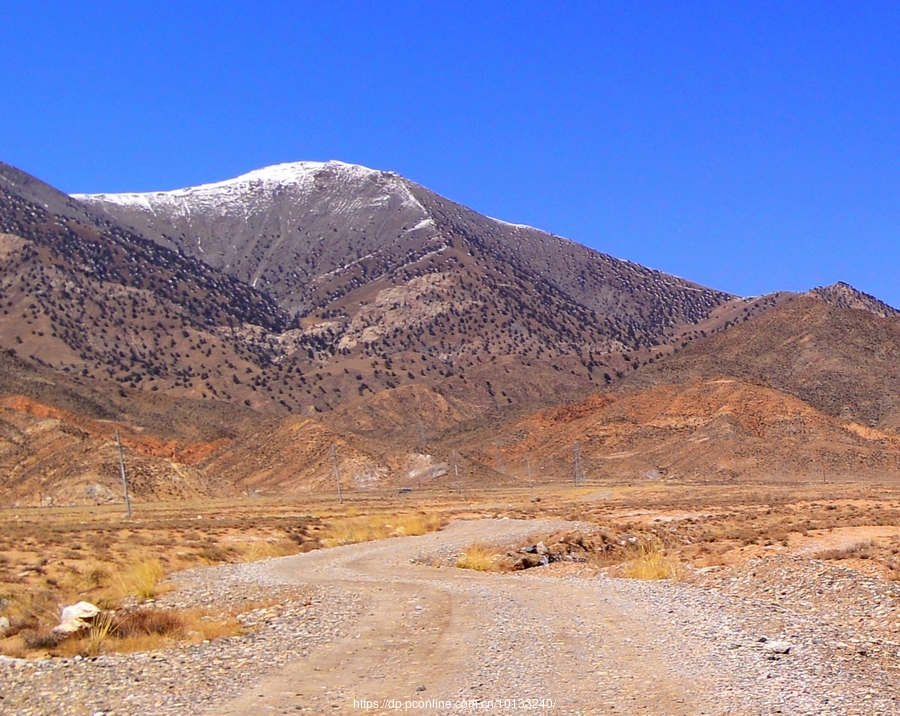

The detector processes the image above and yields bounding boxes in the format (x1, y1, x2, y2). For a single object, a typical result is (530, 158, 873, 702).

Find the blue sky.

(2, 2, 899, 306)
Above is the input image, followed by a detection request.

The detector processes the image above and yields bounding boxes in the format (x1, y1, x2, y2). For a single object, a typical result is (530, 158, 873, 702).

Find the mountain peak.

(806, 281, 899, 318)
(72, 159, 388, 209)
(213, 159, 383, 187)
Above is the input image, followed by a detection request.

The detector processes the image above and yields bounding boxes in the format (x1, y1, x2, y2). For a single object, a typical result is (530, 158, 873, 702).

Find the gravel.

(0, 562, 365, 716)
(3, 521, 900, 715)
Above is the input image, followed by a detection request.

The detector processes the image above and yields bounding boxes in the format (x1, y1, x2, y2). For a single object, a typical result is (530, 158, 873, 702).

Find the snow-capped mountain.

(76, 161, 438, 315)
(76, 160, 734, 341)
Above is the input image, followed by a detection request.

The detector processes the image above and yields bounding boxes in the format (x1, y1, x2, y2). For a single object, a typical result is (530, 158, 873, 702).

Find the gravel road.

(4, 519, 900, 715)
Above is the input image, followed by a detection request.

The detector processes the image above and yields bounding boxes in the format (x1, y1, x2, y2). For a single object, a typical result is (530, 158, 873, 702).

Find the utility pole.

(526, 453, 533, 488)
(115, 429, 132, 518)
(573, 441, 585, 486)
(331, 444, 343, 504)
(452, 450, 462, 493)
(417, 418, 427, 451)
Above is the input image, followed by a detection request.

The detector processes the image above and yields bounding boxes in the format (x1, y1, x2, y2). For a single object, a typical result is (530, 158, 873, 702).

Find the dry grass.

(239, 538, 300, 562)
(320, 513, 444, 548)
(113, 558, 169, 601)
(83, 611, 118, 656)
(0, 500, 446, 660)
(6, 483, 900, 660)
(623, 541, 684, 580)
(51, 607, 243, 657)
(456, 543, 505, 572)
(812, 539, 876, 561)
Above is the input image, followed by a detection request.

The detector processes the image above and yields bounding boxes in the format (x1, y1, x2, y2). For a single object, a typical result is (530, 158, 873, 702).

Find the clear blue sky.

(2, 2, 899, 306)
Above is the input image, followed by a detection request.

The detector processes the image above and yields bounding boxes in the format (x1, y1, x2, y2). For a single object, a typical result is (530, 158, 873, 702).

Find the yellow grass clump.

(623, 542, 683, 580)
(455, 544, 503, 572)
(240, 538, 300, 562)
(114, 558, 169, 601)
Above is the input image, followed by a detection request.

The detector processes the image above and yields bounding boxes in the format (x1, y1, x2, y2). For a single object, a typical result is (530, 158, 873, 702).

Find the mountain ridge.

(1, 157, 899, 502)
(77, 160, 736, 345)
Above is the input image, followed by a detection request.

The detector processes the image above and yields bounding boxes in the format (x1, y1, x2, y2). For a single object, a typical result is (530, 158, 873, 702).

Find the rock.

(763, 641, 792, 654)
(0, 615, 9, 635)
(52, 601, 101, 636)
(509, 552, 547, 570)
(535, 541, 549, 556)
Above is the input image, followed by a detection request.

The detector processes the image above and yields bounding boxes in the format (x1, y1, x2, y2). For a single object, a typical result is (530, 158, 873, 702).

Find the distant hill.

(621, 290, 900, 431)
(453, 378, 900, 485)
(806, 281, 900, 319)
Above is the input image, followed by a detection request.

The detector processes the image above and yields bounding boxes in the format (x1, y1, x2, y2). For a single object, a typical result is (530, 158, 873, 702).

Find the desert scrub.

(812, 538, 876, 561)
(53, 607, 243, 658)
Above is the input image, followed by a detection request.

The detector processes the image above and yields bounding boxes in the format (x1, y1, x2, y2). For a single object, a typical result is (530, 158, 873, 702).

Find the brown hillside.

(622, 294, 900, 432)
(457, 379, 900, 484)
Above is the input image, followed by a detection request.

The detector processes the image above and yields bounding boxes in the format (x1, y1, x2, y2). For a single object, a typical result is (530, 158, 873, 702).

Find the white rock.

(53, 601, 101, 635)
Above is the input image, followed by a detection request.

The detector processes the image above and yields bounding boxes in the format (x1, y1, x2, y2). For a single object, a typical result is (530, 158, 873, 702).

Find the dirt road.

(209, 520, 723, 715)
(7, 518, 900, 714)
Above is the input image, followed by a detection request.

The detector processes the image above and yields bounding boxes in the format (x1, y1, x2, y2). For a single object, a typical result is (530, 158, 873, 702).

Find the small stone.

(416, 685, 426, 692)
(763, 641, 792, 654)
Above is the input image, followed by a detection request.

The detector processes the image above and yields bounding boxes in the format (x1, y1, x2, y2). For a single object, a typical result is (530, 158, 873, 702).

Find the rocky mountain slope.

(1, 158, 899, 501)
(454, 376, 900, 485)
(76, 162, 736, 409)
(77, 161, 734, 346)
(440, 286, 900, 486)
(0, 162, 306, 412)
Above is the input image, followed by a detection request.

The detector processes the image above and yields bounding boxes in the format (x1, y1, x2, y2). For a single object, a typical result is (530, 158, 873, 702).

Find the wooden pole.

(331, 444, 343, 504)
(452, 451, 461, 493)
(115, 429, 132, 518)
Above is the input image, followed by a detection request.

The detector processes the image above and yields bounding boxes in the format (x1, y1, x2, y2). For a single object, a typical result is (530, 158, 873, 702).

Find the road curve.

(209, 520, 711, 715)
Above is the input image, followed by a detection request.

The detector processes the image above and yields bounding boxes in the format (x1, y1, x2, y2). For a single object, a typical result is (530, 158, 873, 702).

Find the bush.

(22, 629, 63, 650)
(114, 609, 184, 638)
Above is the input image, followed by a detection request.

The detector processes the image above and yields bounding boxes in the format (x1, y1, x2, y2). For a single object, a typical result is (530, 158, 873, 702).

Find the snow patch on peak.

(73, 160, 399, 217)
(231, 160, 382, 186)
(487, 215, 536, 231)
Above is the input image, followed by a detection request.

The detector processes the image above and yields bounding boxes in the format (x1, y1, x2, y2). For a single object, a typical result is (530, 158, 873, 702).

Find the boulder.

(52, 601, 101, 636)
